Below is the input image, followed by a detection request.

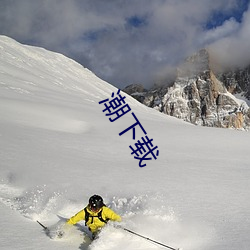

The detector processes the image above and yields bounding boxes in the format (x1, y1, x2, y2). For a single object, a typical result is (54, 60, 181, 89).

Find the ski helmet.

(89, 195, 104, 210)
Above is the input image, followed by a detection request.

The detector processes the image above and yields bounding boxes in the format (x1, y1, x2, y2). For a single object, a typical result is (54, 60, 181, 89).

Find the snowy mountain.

(124, 49, 250, 130)
(217, 65, 250, 100)
(0, 36, 250, 250)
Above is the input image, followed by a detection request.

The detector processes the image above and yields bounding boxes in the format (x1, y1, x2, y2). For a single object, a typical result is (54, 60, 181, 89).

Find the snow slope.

(0, 35, 250, 250)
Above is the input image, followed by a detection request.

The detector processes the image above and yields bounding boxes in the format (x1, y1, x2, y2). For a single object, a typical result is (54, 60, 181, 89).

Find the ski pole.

(122, 227, 180, 250)
(37, 220, 48, 231)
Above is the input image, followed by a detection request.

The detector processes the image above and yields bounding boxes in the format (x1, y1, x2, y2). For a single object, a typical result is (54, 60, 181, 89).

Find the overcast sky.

(0, 0, 249, 88)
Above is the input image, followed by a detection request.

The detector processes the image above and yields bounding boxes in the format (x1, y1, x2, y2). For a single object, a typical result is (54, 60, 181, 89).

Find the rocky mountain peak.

(123, 49, 250, 130)
(177, 48, 210, 78)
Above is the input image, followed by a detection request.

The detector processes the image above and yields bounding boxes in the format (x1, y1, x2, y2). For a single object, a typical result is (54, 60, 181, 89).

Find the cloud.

(209, 4, 250, 69)
(0, 0, 249, 88)
(200, 18, 240, 45)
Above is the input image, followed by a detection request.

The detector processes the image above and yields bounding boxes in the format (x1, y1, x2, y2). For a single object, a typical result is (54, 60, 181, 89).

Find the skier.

(66, 194, 121, 239)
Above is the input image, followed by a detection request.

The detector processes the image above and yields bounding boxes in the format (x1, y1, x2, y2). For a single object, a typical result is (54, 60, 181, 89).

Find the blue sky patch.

(126, 15, 147, 28)
(206, 0, 249, 29)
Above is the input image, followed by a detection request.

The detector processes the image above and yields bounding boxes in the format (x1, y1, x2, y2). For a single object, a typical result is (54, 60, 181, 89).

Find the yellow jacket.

(67, 206, 121, 233)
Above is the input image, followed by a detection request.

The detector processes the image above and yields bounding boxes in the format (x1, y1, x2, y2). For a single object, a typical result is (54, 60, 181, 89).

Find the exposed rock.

(123, 83, 146, 95)
(217, 66, 250, 99)
(123, 49, 250, 130)
(123, 84, 147, 103)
